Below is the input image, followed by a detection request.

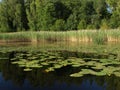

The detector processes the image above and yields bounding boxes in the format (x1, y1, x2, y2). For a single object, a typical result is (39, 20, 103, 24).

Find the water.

(0, 42, 120, 90)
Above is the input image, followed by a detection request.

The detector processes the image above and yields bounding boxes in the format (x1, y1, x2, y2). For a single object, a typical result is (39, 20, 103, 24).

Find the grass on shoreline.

(0, 29, 120, 44)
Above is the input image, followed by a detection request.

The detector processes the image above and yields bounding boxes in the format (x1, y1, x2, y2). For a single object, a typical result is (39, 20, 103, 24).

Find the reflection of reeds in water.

(0, 29, 120, 44)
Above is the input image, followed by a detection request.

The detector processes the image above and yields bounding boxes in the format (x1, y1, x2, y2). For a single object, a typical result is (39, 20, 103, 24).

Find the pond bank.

(0, 30, 120, 44)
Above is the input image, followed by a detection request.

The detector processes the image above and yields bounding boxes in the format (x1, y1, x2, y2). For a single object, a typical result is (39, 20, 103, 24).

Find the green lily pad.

(92, 63, 105, 70)
(11, 61, 19, 64)
(24, 68, 32, 71)
(26, 53, 32, 56)
(114, 72, 120, 77)
(70, 73, 83, 77)
(28, 56, 38, 60)
(72, 63, 85, 67)
(41, 62, 49, 66)
(26, 60, 39, 65)
(86, 61, 98, 66)
(19, 64, 26, 67)
(27, 64, 43, 68)
(101, 66, 120, 76)
(54, 64, 63, 69)
(70, 69, 97, 77)
(10, 58, 17, 61)
(45, 67, 54, 72)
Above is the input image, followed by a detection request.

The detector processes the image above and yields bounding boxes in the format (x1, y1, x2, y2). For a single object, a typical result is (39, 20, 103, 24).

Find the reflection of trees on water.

(0, 58, 25, 86)
(0, 52, 25, 86)
(0, 52, 120, 90)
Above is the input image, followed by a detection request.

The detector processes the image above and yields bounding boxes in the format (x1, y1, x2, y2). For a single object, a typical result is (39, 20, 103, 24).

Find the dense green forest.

(0, 0, 120, 32)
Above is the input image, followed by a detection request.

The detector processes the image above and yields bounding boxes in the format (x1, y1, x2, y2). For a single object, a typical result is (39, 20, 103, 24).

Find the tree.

(26, 0, 37, 31)
(0, 0, 28, 32)
(0, 1, 10, 32)
(0, 0, 119, 32)
(66, 13, 78, 30)
(35, 0, 44, 31)
(41, 1, 56, 30)
(51, 19, 65, 31)
(100, 19, 109, 30)
(106, 0, 120, 28)
(77, 19, 86, 30)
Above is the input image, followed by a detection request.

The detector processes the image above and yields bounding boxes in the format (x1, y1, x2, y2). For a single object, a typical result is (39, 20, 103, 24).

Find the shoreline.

(0, 30, 120, 44)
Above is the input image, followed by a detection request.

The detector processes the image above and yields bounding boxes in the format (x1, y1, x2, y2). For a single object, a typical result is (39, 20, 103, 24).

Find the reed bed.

(0, 29, 120, 44)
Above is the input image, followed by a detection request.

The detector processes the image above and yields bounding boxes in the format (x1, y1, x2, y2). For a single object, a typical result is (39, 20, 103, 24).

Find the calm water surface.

(0, 42, 120, 90)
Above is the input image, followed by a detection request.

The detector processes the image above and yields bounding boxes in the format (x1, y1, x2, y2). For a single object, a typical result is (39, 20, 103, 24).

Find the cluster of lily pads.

(10, 50, 120, 77)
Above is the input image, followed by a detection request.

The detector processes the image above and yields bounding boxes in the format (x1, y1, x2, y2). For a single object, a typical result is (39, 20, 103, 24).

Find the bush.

(77, 20, 86, 30)
(100, 19, 109, 30)
(51, 19, 65, 31)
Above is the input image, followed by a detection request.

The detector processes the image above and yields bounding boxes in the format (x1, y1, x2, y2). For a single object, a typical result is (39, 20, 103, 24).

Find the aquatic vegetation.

(113, 72, 120, 77)
(0, 30, 120, 43)
(45, 67, 55, 72)
(41, 62, 49, 66)
(23, 68, 32, 71)
(91, 65, 105, 70)
(10, 58, 17, 61)
(0, 47, 118, 78)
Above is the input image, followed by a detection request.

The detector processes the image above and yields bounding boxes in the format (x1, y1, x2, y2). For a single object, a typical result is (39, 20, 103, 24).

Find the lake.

(0, 42, 120, 90)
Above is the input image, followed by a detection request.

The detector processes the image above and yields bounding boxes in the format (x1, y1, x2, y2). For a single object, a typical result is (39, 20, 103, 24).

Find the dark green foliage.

(0, 0, 29, 32)
(66, 13, 78, 30)
(51, 19, 65, 31)
(77, 20, 87, 29)
(52, 1, 71, 20)
(0, 0, 119, 32)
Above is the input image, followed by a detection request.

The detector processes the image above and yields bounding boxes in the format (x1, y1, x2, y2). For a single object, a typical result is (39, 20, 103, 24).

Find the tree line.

(0, 0, 120, 32)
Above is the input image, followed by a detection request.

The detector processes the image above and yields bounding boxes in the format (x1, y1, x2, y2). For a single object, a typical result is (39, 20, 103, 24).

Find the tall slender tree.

(0, 0, 28, 32)
(0, 0, 10, 32)
(26, 0, 38, 31)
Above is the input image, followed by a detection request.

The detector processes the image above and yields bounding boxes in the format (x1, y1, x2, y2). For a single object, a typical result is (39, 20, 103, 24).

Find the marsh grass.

(0, 29, 120, 44)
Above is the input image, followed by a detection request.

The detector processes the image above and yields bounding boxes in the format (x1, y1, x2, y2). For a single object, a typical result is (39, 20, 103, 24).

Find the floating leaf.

(26, 53, 32, 56)
(70, 73, 83, 77)
(114, 72, 120, 77)
(28, 56, 38, 60)
(19, 64, 26, 67)
(54, 64, 63, 69)
(92, 64, 105, 70)
(11, 61, 19, 64)
(10, 58, 17, 61)
(27, 64, 43, 68)
(45, 67, 54, 72)
(41, 62, 49, 66)
(86, 61, 98, 66)
(24, 68, 32, 71)
(70, 69, 97, 77)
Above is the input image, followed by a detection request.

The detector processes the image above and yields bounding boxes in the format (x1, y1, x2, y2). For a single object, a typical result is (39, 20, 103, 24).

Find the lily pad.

(11, 61, 19, 64)
(19, 64, 26, 67)
(27, 64, 43, 68)
(86, 61, 98, 66)
(70, 69, 97, 77)
(54, 64, 63, 69)
(114, 72, 120, 77)
(45, 67, 55, 72)
(23, 68, 32, 71)
(70, 73, 83, 77)
(92, 64, 105, 70)
(10, 58, 17, 61)
(41, 62, 49, 66)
